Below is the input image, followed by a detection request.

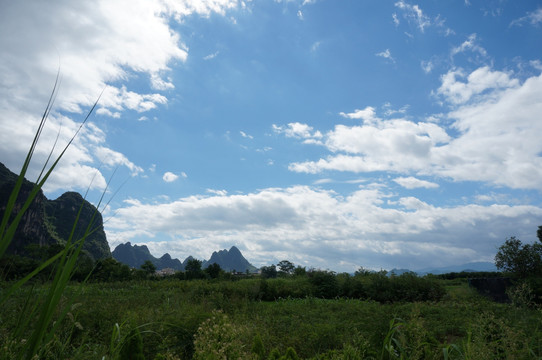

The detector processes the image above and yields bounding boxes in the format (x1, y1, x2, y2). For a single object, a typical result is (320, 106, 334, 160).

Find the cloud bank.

(0, 0, 239, 193)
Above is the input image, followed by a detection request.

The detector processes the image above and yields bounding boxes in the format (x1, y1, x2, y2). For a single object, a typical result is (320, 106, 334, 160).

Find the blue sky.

(1, 0, 542, 272)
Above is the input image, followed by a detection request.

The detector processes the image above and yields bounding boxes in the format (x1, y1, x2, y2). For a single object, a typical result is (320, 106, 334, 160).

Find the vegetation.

(495, 233, 542, 304)
(1, 276, 541, 359)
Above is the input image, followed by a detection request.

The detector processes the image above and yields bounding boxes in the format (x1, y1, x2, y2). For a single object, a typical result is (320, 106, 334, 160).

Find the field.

(1, 276, 541, 359)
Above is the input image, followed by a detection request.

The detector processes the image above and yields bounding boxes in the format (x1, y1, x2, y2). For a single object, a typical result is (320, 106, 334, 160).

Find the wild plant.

(0, 75, 104, 359)
(192, 310, 256, 359)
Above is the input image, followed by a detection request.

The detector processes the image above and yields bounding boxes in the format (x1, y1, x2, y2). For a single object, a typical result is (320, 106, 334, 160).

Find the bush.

(193, 310, 255, 359)
(308, 270, 339, 299)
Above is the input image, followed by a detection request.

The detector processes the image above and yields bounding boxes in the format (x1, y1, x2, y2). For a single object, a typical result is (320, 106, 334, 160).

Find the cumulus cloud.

(339, 106, 377, 123)
(273, 122, 323, 144)
(437, 66, 519, 105)
(394, 176, 439, 189)
(163, 172, 179, 182)
(0, 0, 238, 195)
(285, 68, 542, 191)
(106, 185, 542, 271)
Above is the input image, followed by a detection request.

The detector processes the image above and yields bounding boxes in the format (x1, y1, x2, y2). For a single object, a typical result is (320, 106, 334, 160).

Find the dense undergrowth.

(1, 277, 541, 359)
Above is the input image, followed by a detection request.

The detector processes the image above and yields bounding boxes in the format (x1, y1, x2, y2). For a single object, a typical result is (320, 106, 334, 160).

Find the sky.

(1, 0, 542, 272)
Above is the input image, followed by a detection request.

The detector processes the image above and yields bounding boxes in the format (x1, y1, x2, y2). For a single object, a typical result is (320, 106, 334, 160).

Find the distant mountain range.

(112, 242, 257, 273)
(390, 262, 498, 276)
(112, 242, 183, 270)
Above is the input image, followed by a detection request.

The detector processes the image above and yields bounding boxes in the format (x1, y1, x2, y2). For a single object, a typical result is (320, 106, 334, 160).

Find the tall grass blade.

(0, 77, 103, 359)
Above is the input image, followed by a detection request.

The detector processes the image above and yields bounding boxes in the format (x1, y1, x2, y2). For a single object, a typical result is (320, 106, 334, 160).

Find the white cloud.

(240, 130, 254, 139)
(510, 8, 542, 27)
(94, 146, 144, 176)
(392, 13, 400, 26)
(451, 34, 487, 59)
(376, 49, 395, 62)
(285, 68, 542, 191)
(106, 185, 542, 271)
(394, 176, 439, 189)
(394, 1, 431, 32)
(339, 106, 377, 123)
(150, 73, 175, 90)
(437, 66, 519, 105)
(0, 0, 239, 195)
(163, 171, 179, 182)
(273, 122, 322, 141)
(421, 60, 433, 74)
(203, 51, 220, 60)
(207, 189, 228, 196)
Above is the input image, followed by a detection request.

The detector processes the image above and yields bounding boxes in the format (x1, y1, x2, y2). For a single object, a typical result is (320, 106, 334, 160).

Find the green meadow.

(1, 275, 541, 359)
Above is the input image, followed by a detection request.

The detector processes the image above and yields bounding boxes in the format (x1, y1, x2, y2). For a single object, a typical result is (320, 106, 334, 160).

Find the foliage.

(308, 270, 339, 299)
(252, 333, 266, 360)
(204, 262, 224, 279)
(261, 265, 278, 279)
(1, 279, 542, 359)
(141, 260, 157, 275)
(495, 236, 542, 278)
(192, 310, 255, 359)
(185, 259, 205, 280)
(91, 258, 133, 282)
(118, 327, 145, 360)
(0, 76, 104, 359)
(293, 266, 306, 277)
(277, 260, 295, 276)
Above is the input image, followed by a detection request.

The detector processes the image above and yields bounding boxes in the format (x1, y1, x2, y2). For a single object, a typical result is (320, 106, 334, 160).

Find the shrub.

(193, 310, 255, 360)
(308, 270, 339, 299)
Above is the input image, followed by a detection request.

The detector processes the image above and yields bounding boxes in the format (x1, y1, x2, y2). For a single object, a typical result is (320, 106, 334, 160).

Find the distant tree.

(495, 236, 542, 278)
(355, 267, 372, 276)
(277, 260, 295, 276)
(92, 258, 132, 282)
(293, 265, 306, 277)
(185, 258, 204, 279)
(141, 260, 156, 275)
(308, 270, 338, 298)
(260, 265, 277, 279)
(204, 262, 223, 279)
(538, 225, 542, 243)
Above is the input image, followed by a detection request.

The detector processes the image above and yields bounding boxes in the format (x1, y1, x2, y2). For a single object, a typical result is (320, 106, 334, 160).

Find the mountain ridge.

(112, 243, 257, 272)
(0, 162, 111, 260)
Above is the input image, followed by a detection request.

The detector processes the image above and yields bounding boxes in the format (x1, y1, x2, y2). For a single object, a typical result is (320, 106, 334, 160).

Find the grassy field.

(1, 277, 541, 359)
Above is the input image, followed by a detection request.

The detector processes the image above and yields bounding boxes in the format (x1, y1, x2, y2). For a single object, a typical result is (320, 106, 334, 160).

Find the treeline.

(257, 270, 446, 303)
(1, 245, 446, 303)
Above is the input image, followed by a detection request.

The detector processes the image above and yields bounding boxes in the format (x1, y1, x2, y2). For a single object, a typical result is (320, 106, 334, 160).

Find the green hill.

(0, 162, 111, 260)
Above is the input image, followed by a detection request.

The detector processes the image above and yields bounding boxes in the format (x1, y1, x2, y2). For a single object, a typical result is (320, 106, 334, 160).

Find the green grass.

(0, 77, 104, 359)
(2, 279, 541, 359)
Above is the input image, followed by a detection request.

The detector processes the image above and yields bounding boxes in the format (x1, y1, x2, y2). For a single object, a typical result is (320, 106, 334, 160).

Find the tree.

(293, 265, 306, 277)
(495, 236, 542, 278)
(204, 262, 223, 279)
(260, 265, 277, 279)
(277, 260, 295, 276)
(141, 260, 156, 275)
(185, 258, 204, 279)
